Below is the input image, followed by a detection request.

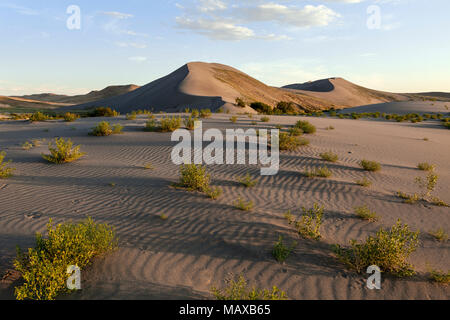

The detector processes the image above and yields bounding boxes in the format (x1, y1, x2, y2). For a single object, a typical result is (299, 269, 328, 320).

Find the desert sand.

(0, 112, 449, 300)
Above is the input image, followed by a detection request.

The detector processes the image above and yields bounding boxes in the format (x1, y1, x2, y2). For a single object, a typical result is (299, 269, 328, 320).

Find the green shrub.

(279, 133, 308, 151)
(295, 120, 316, 134)
(238, 173, 258, 188)
(276, 101, 296, 114)
(211, 275, 287, 300)
(294, 204, 324, 240)
(14, 218, 117, 300)
(250, 102, 272, 114)
(205, 187, 223, 200)
(0, 151, 15, 178)
(230, 116, 238, 123)
(191, 109, 200, 118)
(63, 113, 79, 122)
(89, 107, 119, 117)
(272, 236, 296, 263)
(42, 138, 85, 164)
(200, 109, 212, 118)
(304, 166, 332, 178)
(333, 220, 419, 277)
(354, 205, 379, 222)
(144, 162, 154, 170)
(160, 116, 181, 132)
(429, 228, 448, 242)
(288, 127, 303, 136)
(235, 98, 246, 108)
(417, 162, 435, 171)
(397, 191, 420, 204)
(355, 177, 372, 187)
(320, 151, 339, 163)
(29, 112, 51, 122)
(112, 124, 123, 134)
(430, 270, 450, 285)
(360, 160, 381, 172)
(325, 126, 335, 130)
(22, 141, 34, 150)
(415, 171, 438, 199)
(184, 116, 196, 130)
(261, 116, 270, 123)
(90, 121, 118, 136)
(126, 112, 137, 120)
(144, 118, 158, 132)
(234, 197, 253, 211)
(178, 164, 211, 192)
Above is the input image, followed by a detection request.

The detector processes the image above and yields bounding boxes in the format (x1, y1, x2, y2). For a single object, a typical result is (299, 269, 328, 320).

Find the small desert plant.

(429, 270, 450, 285)
(90, 121, 113, 136)
(63, 113, 79, 122)
(90, 107, 119, 117)
(144, 118, 158, 132)
(295, 120, 316, 134)
(397, 191, 420, 204)
(354, 205, 379, 222)
(191, 109, 200, 118)
(288, 127, 303, 136)
(29, 112, 51, 122)
(238, 173, 258, 188)
(235, 97, 246, 108)
(261, 116, 270, 123)
(200, 109, 212, 118)
(325, 126, 335, 130)
(429, 228, 448, 242)
(320, 151, 339, 163)
(14, 218, 117, 300)
(126, 112, 137, 120)
(272, 236, 297, 263)
(160, 116, 181, 132)
(22, 141, 34, 150)
(205, 187, 223, 200)
(417, 162, 435, 171)
(279, 133, 308, 151)
(304, 166, 332, 178)
(360, 160, 381, 172)
(355, 177, 372, 187)
(160, 214, 169, 221)
(144, 162, 154, 170)
(333, 220, 419, 277)
(284, 210, 296, 225)
(178, 164, 211, 192)
(211, 274, 287, 300)
(184, 116, 197, 130)
(0, 151, 15, 178)
(294, 204, 324, 240)
(230, 116, 238, 123)
(42, 138, 86, 164)
(234, 197, 253, 211)
(415, 171, 438, 199)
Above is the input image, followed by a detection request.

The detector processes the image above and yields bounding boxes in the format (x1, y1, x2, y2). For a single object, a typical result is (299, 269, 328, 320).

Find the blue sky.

(0, 0, 449, 96)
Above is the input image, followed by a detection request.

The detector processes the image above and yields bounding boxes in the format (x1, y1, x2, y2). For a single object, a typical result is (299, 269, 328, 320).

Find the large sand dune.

(66, 62, 337, 114)
(0, 115, 448, 300)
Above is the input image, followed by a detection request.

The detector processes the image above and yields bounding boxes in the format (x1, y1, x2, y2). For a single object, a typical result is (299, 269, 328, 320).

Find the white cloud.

(102, 11, 134, 19)
(128, 56, 148, 63)
(176, 17, 254, 40)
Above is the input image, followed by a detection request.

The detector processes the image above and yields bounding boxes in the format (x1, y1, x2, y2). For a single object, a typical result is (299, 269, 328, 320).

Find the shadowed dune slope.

(65, 62, 337, 114)
(283, 78, 416, 108)
(0, 96, 70, 110)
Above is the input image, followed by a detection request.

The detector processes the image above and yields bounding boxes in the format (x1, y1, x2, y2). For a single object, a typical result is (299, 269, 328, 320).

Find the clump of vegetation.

(325, 126, 335, 130)
(272, 236, 297, 263)
(14, 218, 117, 300)
(29, 112, 51, 122)
(288, 127, 303, 136)
(355, 177, 372, 187)
(178, 164, 211, 192)
(417, 162, 435, 171)
(42, 138, 86, 164)
(90, 121, 123, 136)
(234, 197, 253, 211)
(200, 109, 212, 118)
(304, 166, 332, 178)
(205, 187, 223, 200)
(286, 204, 324, 240)
(261, 116, 270, 123)
(295, 120, 316, 134)
(144, 162, 154, 170)
(63, 113, 79, 122)
(191, 109, 200, 118)
(235, 97, 246, 108)
(0, 151, 15, 178)
(279, 133, 309, 151)
(238, 173, 258, 188)
(333, 220, 419, 277)
(354, 205, 379, 222)
(230, 116, 238, 123)
(22, 141, 34, 150)
(89, 107, 119, 117)
(360, 160, 382, 172)
(160, 116, 182, 132)
(211, 275, 287, 300)
(397, 191, 420, 204)
(429, 228, 448, 242)
(184, 116, 197, 130)
(320, 151, 339, 163)
(160, 214, 169, 221)
(429, 269, 450, 285)
(126, 112, 137, 120)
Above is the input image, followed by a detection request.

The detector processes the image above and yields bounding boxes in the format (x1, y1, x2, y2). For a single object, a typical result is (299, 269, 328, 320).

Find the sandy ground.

(0, 114, 449, 300)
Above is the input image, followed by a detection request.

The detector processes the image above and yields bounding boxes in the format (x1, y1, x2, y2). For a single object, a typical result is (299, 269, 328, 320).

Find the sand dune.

(0, 114, 448, 300)
(283, 78, 415, 108)
(0, 96, 71, 110)
(66, 62, 337, 114)
(341, 101, 450, 115)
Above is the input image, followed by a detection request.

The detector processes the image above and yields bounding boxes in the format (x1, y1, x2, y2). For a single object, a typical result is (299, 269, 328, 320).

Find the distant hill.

(66, 62, 339, 114)
(0, 96, 70, 111)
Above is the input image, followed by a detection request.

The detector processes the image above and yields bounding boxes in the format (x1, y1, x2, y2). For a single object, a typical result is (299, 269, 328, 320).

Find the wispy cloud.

(0, 3, 39, 16)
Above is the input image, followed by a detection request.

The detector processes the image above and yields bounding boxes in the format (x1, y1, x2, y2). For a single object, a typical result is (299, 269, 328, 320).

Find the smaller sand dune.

(341, 101, 450, 115)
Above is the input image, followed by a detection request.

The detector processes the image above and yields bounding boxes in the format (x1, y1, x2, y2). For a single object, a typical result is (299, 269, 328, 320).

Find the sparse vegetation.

(429, 228, 448, 242)
(178, 164, 211, 192)
(90, 121, 123, 136)
(304, 166, 333, 178)
(429, 269, 450, 285)
(333, 220, 419, 277)
(355, 177, 372, 187)
(144, 162, 154, 170)
(279, 132, 309, 151)
(235, 97, 246, 108)
(211, 275, 287, 300)
(230, 116, 238, 123)
(29, 112, 51, 122)
(200, 109, 212, 118)
(238, 173, 258, 188)
(417, 162, 435, 171)
(360, 160, 381, 172)
(234, 197, 253, 211)
(14, 218, 117, 300)
(397, 191, 420, 204)
(295, 120, 316, 134)
(160, 116, 182, 132)
(126, 112, 137, 120)
(184, 116, 197, 130)
(42, 138, 86, 164)
(63, 113, 79, 122)
(320, 151, 339, 163)
(205, 187, 223, 200)
(354, 205, 379, 222)
(295, 204, 324, 240)
(261, 116, 270, 123)
(272, 236, 297, 263)
(0, 151, 15, 178)
(89, 107, 119, 117)
(288, 127, 303, 137)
